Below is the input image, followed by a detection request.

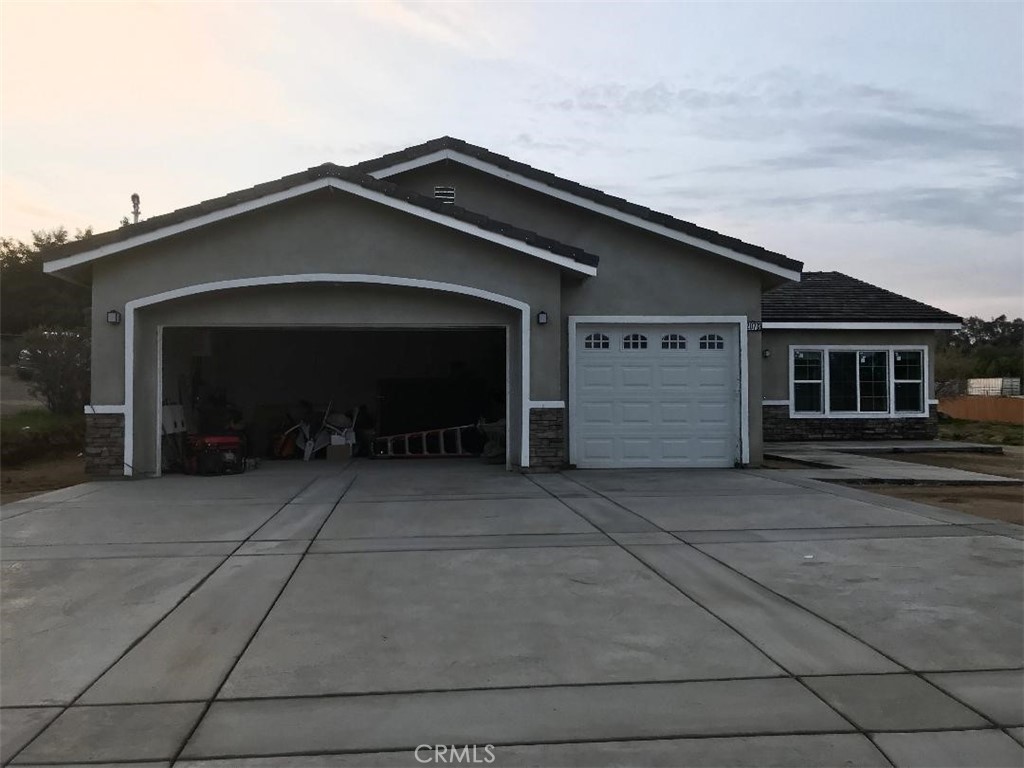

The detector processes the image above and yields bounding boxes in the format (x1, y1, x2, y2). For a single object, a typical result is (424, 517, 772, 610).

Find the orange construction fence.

(939, 396, 1024, 426)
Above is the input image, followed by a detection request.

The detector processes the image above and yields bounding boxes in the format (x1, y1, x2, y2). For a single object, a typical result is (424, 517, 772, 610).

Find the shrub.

(0, 407, 85, 465)
(20, 327, 90, 415)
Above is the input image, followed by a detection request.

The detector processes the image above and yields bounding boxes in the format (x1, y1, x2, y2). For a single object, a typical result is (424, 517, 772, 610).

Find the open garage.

(159, 325, 508, 469)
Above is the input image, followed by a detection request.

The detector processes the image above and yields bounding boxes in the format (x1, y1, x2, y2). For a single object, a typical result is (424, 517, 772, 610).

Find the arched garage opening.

(161, 325, 507, 464)
(124, 275, 529, 476)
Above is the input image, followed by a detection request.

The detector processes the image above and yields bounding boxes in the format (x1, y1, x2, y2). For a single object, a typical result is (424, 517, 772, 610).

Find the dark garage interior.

(160, 327, 507, 470)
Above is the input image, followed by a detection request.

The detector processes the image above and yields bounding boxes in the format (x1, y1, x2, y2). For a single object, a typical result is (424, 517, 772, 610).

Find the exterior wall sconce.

(762, 348, 772, 358)
(106, 309, 122, 326)
(536, 311, 549, 325)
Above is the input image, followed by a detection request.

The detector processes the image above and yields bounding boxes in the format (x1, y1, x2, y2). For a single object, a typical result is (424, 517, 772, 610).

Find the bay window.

(790, 347, 927, 417)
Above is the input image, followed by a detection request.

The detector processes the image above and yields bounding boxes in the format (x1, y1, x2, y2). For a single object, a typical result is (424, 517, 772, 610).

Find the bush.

(1, 408, 85, 465)
(20, 327, 90, 415)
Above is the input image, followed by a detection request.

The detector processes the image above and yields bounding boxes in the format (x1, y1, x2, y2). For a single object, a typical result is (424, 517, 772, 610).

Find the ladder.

(371, 424, 477, 458)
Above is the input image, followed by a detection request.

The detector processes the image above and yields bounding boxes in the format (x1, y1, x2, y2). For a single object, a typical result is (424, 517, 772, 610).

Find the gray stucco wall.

(90, 189, 561, 403)
(391, 163, 770, 464)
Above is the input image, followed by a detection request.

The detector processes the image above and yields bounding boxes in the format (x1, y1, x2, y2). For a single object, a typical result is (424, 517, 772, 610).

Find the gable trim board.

(42, 177, 598, 277)
(568, 315, 750, 467)
(764, 322, 961, 330)
(121, 273, 539, 477)
(368, 149, 801, 282)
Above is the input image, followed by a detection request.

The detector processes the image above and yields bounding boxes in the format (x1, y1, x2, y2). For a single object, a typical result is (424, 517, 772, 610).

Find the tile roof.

(43, 163, 601, 270)
(763, 272, 962, 324)
(353, 136, 803, 274)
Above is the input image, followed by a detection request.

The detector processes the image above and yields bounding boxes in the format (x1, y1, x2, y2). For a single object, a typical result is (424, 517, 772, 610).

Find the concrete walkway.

(766, 440, 1020, 484)
(1, 460, 1021, 766)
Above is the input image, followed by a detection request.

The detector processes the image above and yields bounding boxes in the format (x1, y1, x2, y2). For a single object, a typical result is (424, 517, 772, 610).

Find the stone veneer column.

(85, 413, 125, 477)
(529, 407, 566, 470)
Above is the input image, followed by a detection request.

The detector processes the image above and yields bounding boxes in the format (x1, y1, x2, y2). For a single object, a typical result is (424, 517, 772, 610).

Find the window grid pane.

(858, 351, 889, 412)
(699, 334, 724, 350)
(793, 350, 822, 381)
(583, 333, 609, 350)
(661, 333, 686, 350)
(828, 351, 858, 411)
(623, 333, 648, 350)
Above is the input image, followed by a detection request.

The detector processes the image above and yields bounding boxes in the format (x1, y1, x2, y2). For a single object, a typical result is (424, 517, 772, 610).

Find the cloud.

(743, 178, 1023, 235)
(549, 72, 1023, 234)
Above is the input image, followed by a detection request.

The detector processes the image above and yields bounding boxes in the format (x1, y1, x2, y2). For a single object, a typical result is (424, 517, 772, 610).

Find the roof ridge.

(43, 162, 601, 270)
(351, 137, 802, 274)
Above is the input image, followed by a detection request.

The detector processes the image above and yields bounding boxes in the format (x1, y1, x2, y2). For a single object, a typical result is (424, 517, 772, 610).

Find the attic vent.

(434, 185, 456, 204)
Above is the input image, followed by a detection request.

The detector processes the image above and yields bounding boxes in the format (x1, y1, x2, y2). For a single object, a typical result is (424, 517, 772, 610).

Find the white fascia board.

(42, 177, 597, 277)
(764, 322, 961, 330)
(370, 150, 802, 282)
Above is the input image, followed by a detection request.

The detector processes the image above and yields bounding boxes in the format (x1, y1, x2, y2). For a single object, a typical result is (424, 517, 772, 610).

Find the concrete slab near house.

(800, 674, 989, 731)
(697, 535, 1024, 671)
(871, 730, 1024, 768)
(1, 460, 1021, 766)
(924, 670, 1024, 726)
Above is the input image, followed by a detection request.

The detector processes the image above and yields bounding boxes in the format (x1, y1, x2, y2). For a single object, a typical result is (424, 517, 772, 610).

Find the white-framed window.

(583, 333, 610, 350)
(789, 346, 928, 418)
(699, 334, 724, 350)
(622, 333, 648, 350)
(661, 333, 687, 350)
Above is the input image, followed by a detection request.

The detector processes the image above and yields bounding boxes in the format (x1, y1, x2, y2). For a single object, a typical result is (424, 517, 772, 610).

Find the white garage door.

(571, 324, 741, 468)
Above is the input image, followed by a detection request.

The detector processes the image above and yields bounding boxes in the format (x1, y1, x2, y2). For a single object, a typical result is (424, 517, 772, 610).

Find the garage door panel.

(574, 323, 740, 468)
(620, 366, 654, 388)
(580, 402, 614, 425)
(580, 365, 614, 388)
(622, 439, 653, 459)
(659, 365, 693, 389)
(660, 438, 695, 459)
(659, 402, 691, 424)
(696, 365, 731, 388)
(620, 402, 654, 425)
(581, 438, 614, 461)
(697, 402, 730, 425)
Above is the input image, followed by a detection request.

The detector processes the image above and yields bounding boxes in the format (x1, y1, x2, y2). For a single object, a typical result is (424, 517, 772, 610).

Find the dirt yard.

(1, 453, 89, 503)
(881, 447, 1024, 480)
(859, 483, 1023, 525)
(765, 449, 1023, 526)
(855, 449, 1023, 525)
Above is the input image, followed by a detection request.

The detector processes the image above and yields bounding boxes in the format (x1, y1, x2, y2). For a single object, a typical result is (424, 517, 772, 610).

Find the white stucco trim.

(84, 404, 126, 414)
(764, 322, 961, 330)
(369, 149, 801, 281)
(567, 315, 750, 466)
(42, 177, 597, 277)
(787, 344, 931, 419)
(124, 274, 537, 477)
(927, 398, 940, 405)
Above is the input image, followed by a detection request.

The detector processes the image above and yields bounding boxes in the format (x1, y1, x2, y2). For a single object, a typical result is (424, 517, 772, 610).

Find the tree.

(21, 327, 90, 415)
(936, 315, 1024, 382)
(0, 227, 92, 352)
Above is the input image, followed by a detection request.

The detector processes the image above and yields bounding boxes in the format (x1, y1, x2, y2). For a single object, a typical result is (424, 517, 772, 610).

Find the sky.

(2, 1, 1021, 319)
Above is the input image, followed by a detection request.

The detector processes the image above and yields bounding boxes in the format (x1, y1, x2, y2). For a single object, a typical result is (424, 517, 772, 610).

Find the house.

(42, 137, 961, 477)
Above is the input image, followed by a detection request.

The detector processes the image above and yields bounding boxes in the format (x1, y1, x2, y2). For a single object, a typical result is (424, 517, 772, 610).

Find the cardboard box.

(326, 444, 352, 460)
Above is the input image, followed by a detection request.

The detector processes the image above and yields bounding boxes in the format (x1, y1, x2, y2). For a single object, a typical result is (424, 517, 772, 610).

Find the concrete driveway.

(1, 461, 1021, 767)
